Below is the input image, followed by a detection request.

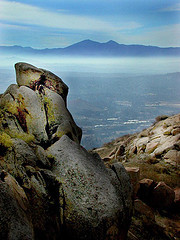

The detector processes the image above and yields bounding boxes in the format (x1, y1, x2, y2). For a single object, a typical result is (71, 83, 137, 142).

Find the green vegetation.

(8, 130, 35, 144)
(0, 132, 13, 148)
(44, 96, 55, 123)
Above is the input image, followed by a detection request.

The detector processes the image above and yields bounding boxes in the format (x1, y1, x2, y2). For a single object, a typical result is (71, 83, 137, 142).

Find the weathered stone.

(137, 178, 157, 203)
(115, 144, 125, 158)
(0, 172, 34, 240)
(174, 188, 180, 210)
(17, 86, 49, 143)
(2, 84, 19, 99)
(43, 88, 82, 143)
(150, 182, 175, 209)
(134, 199, 155, 223)
(15, 62, 68, 102)
(171, 127, 180, 136)
(47, 135, 132, 240)
(153, 134, 180, 156)
(145, 141, 159, 154)
(34, 145, 51, 168)
(2, 138, 37, 189)
(3, 172, 29, 210)
(134, 137, 149, 153)
(125, 167, 140, 198)
(1, 84, 48, 144)
(164, 150, 180, 166)
(163, 126, 173, 135)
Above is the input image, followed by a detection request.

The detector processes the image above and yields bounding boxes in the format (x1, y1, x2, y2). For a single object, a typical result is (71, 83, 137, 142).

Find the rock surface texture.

(0, 63, 132, 240)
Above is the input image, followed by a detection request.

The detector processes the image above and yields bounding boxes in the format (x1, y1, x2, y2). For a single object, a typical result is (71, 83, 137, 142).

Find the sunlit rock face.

(1, 62, 82, 147)
(0, 63, 132, 240)
(15, 62, 68, 103)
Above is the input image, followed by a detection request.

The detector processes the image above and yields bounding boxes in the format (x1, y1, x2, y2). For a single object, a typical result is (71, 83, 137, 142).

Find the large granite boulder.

(0, 63, 132, 240)
(47, 135, 132, 240)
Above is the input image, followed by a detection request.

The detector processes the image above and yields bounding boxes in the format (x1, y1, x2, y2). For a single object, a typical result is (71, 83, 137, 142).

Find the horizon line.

(0, 39, 180, 50)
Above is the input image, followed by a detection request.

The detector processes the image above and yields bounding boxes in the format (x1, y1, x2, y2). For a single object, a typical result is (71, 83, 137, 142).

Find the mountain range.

(0, 39, 180, 57)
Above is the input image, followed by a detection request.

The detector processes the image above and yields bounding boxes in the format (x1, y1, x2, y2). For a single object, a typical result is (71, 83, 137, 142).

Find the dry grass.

(124, 161, 180, 188)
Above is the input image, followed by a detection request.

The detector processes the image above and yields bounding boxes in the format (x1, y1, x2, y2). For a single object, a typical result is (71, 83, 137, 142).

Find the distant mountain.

(1, 40, 180, 57)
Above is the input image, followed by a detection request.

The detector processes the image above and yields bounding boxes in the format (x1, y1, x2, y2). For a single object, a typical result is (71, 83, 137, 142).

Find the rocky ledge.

(0, 63, 132, 240)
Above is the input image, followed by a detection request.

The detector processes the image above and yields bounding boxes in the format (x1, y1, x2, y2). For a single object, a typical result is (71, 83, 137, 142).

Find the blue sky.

(0, 0, 180, 48)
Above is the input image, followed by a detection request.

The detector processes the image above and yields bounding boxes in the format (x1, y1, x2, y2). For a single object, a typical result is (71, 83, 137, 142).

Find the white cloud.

(0, 22, 28, 30)
(112, 24, 180, 47)
(0, 0, 141, 32)
(159, 3, 180, 12)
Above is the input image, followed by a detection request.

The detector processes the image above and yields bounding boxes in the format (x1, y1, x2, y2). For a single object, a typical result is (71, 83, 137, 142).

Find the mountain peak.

(106, 40, 119, 45)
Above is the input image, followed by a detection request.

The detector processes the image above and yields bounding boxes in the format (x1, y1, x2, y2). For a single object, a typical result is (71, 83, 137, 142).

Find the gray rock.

(17, 86, 49, 143)
(34, 145, 51, 168)
(43, 88, 82, 143)
(3, 138, 37, 188)
(47, 135, 132, 240)
(0, 172, 34, 240)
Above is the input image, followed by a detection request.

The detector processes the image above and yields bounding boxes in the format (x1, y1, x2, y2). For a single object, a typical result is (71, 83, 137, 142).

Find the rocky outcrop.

(0, 63, 132, 240)
(95, 114, 180, 168)
(93, 114, 180, 240)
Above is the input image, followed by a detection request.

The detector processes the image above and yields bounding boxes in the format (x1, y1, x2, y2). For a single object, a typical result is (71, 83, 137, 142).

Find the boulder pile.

(93, 114, 180, 239)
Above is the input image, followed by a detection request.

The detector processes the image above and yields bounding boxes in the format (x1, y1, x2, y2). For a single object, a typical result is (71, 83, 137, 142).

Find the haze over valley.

(0, 44, 179, 149)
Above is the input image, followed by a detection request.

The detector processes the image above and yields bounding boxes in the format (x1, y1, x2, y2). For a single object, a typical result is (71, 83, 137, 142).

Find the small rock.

(171, 127, 180, 136)
(163, 126, 173, 135)
(115, 145, 125, 157)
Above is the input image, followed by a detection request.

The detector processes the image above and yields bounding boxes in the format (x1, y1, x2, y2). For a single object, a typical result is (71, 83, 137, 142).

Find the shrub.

(155, 115, 169, 123)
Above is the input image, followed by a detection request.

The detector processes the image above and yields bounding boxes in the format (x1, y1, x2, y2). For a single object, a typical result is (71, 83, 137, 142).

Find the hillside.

(93, 114, 180, 239)
(1, 40, 180, 57)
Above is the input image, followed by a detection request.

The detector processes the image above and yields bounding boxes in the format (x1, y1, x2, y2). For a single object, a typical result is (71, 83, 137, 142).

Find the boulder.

(0, 171, 34, 240)
(164, 150, 180, 166)
(134, 199, 155, 223)
(0, 63, 82, 147)
(171, 127, 180, 136)
(43, 88, 82, 143)
(145, 140, 159, 154)
(115, 144, 125, 158)
(174, 188, 180, 210)
(2, 138, 37, 189)
(15, 62, 68, 102)
(125, 167, 140, 198)
(137, 178, 157, 203)
(150, 182, 175, 209)
(47, 135, 132, 240)
(153, 134, 180, 156)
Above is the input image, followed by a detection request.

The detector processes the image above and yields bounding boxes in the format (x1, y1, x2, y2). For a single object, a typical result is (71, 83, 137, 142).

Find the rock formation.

(93, 114, 180, 239)
(0, 63, 132, 240)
